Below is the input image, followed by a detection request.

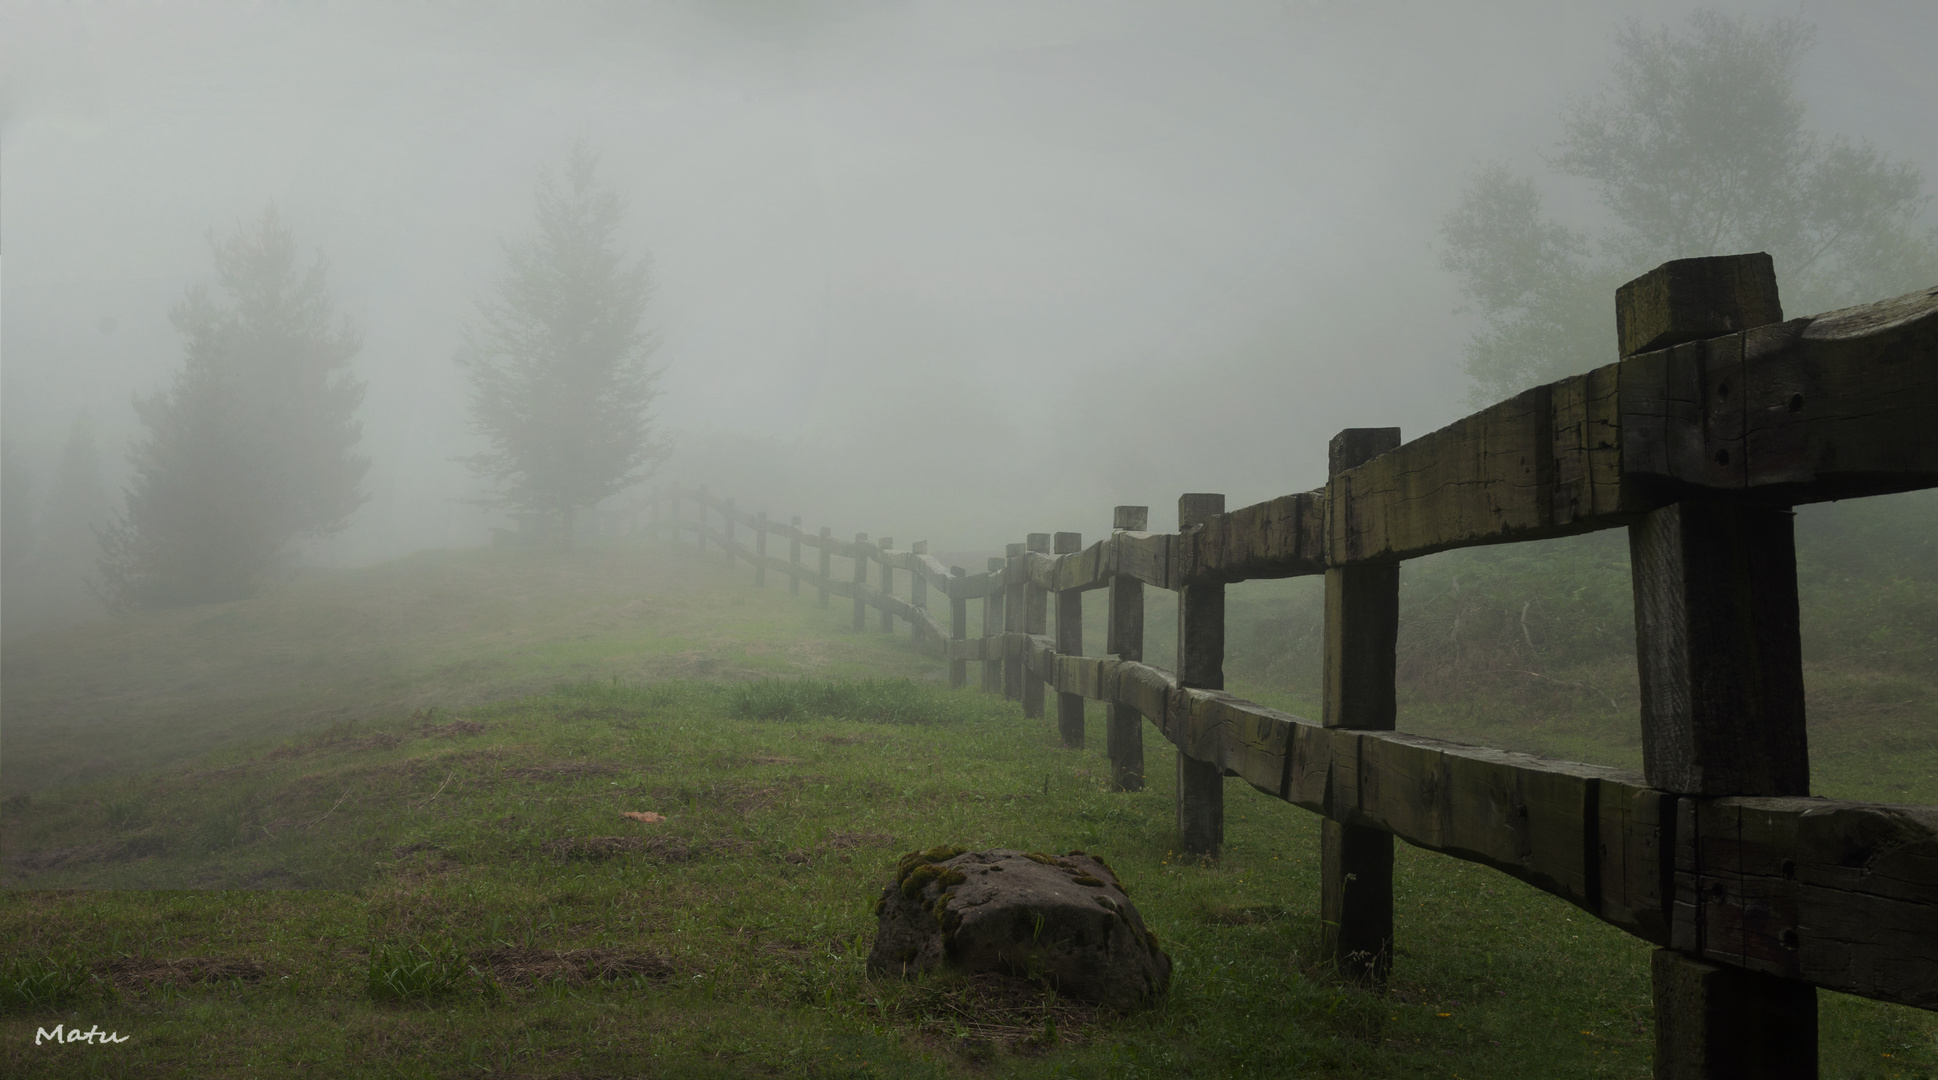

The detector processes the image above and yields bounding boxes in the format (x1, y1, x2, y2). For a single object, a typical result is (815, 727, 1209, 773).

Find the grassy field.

(2, 538, 1935, 1077)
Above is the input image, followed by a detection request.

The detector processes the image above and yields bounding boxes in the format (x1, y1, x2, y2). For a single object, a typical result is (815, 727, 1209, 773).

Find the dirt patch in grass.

(96, 956, 272, 988)
(822, 831, 895, 851)
(471, 947, 674, 986)
(423, 720, 487, 737)
(503, 761, 622, 781)
(543, 834, 752, 862)
(6, 833, 166, 872)
(878, 970, 1101, 1048)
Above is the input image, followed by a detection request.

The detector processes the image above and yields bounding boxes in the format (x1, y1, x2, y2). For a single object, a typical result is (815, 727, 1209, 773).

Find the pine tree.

(98, 207, 368, 608)
(458, 145, 665, 546)
(1443, 12, 1938, 403)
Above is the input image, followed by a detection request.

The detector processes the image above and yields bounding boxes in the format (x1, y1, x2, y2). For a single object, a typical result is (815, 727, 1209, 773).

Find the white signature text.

(35, 1024, 130, 1045)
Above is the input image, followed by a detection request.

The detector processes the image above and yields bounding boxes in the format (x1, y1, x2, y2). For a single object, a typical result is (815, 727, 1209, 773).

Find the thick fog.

(5, 0, 1936, 588)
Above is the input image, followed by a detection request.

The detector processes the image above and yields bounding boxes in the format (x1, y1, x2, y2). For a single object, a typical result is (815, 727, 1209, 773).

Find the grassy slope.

(2, 538, 1935, 1078)
(2, 542, 945, 795)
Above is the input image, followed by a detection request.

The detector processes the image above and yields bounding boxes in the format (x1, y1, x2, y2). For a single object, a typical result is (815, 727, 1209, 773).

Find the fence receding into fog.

(646, 254, 1938, 1080)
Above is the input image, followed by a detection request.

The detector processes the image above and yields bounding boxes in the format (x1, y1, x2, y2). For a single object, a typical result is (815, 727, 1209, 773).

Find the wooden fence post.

(1003, 544, 1026, 701)
(950, 566, 968, 688)
(723, 498, 737, 567)
(985, 557, 1007, 695)
(1054, 531, 1084, 748)
(852, 534, 869, 632)
(755, 510, 768, 587)
(910, 542, 929, 646)
(1320, 428, 1402, 983)
(818, 527, 832, 607)
(650, 488, 662, 540)
(879, 538, 895, 633)
(696, 485, 708, 553)
(1022, 533, 1050, 720)
(664, 485, 678, 542)
(1615, 254, 1817, 1080)
(1108, 506, 1148, 791)
(1175, 494, 1226, 858)
(789, 517, 802, 595)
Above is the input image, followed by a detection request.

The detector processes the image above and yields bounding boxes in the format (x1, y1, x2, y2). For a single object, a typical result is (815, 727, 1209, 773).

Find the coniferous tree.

(1443, 12, 1938, 403)
(98, 207, 368, 608)
(458, 145, 665, 546)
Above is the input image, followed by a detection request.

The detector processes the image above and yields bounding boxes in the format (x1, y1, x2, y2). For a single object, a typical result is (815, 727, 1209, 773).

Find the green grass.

(4, 675, 1935, 1077)
(2, 535, 1935, 1077)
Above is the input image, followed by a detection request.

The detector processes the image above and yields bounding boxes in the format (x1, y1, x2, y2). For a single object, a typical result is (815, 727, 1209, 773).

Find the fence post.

(910, 542, 929, 646)
(650, 488, 662, 541)
(985, 557, 1007, 694)
(1003, 543, 1026, 701)
(1022, 533, 1050, 720)
(1320, 428, 1402, 983)
(696, 485, 708, 553)
(852, 534, 869, 631)
(1108, 506, 1148, 791)
(1614, 254, 1816, 1080)
(723, 498, 737, 568)
(878, 538, 895, 633)
(1054, 531, 1084, 748)
(1175, 494, 1226, 858)
(789, 516, 802, 595)
(755, 510, 768, 587)
(818, 527, 832, 607)
(950, 566, 968, 688)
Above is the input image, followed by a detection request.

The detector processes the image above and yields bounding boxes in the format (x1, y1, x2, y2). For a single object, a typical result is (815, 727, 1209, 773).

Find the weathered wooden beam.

(1175, 494, 1226, 859)
(817, 527, 832, 607)
(909, 541, 928, 645)
(1023, 533, 1050, 720)
(1054, 531, 1085, 749)
(1115, 530, 1177, 590)
(982, 557, 1006, 694)
(878, 538, 895, 633)
(1182, 491, 1326, 583)
(949, 566, 968, 687)
(723, 498, 737, 568)
(754, 510, 768, 587)
(1674, 796, 1938, 1011)
(788, 517, 802, 595)
(1003, 543, 1026, 701)
(1322, 427, 1402, 983)
(851, 533, 869, 632)
(1108, 505, 1148, 792)
(1618, 253, 1818, 1079)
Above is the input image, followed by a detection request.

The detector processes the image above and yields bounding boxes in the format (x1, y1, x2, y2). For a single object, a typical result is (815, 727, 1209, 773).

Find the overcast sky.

(5, 0, 1935, 560)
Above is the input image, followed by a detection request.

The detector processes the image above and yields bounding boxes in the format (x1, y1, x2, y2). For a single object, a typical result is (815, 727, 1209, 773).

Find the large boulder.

(867, 846, 1171, 1010)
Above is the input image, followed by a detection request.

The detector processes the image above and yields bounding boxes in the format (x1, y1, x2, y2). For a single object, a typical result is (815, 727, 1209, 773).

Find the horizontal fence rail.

(637, 256, 1938, 1079)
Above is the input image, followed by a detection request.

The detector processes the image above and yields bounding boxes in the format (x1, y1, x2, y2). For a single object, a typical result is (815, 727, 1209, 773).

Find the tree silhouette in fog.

(1442, 11, 1938, 403)
(98, 207, 368, 608)
(458, 144, 666, 547)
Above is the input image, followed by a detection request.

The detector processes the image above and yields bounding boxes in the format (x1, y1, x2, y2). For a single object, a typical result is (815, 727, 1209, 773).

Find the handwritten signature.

(35, 1024, 129, 1045)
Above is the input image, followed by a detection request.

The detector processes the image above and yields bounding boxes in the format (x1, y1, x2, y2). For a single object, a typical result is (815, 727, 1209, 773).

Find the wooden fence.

(646, 254, 1937, 1080)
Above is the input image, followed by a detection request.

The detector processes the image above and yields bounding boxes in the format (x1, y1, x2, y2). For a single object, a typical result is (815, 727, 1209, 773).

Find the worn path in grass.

(1, 541, 942, 796)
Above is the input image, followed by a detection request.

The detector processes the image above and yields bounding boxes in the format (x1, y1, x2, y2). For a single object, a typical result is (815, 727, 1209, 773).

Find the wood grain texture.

(1109, 507, 1148, 792)
(1176, 494, 1226, 858)
(817, 527, 832, 607)
(983, 557, 1006, 694)
(1674, 796, 1938, 1010)
(788, 517, 801, 595)
(1616, 253, 1782, 359)
(1003, 544, 1026, 702)
(1651, 948, 1816, 1080)
(1323, 428, 1401, 982)
(949, 567, 968, 688)
(1054, 531, 1085, 749)
(1629, 501, 1808, 796)
(1023, 534, 1050, 720)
